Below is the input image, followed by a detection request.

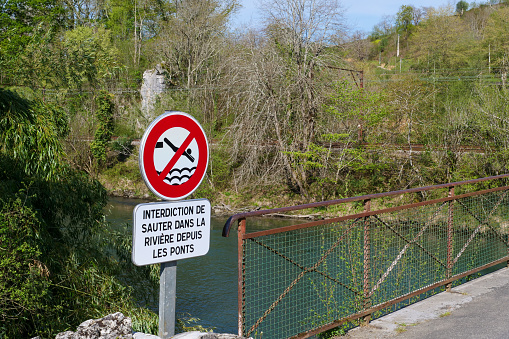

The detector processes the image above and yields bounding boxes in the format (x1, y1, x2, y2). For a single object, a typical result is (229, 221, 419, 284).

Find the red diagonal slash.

(158, 133, 195, 181)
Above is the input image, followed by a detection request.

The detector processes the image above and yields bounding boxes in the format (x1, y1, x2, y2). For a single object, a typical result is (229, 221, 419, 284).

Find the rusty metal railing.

(222, 175, 509, 339)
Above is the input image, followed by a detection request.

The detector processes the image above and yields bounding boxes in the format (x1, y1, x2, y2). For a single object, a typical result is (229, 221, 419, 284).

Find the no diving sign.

(136, 111, 211, 337)
(139, 111, 209, 201)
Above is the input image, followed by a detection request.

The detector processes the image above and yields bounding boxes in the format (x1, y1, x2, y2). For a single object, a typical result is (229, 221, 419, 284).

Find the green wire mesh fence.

(222, 175, 509, 339)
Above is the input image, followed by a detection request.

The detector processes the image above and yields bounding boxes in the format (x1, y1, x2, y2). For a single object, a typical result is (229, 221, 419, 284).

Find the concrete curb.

(134, 331, 249, 339)
(343, 267, 509, 338)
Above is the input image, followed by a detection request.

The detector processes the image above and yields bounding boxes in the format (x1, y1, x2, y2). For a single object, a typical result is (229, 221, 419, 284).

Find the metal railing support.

(238, 218, 246, 336)
(446, 186, 455, 292)
(362, 199, 371, 326)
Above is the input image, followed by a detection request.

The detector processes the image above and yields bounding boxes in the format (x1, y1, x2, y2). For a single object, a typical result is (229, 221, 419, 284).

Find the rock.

(56, 312, 132, 339)
(54, 312, 249, 339)
(171, 332, 250, 339)
(133, 333, 160, 339)
(172, 331, 203, 339)
(201, 334, 249, 339)
(140, 65, 166, 117)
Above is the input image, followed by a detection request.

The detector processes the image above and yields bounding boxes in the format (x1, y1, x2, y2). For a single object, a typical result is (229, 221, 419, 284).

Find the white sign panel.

(132, 199, 211, 266)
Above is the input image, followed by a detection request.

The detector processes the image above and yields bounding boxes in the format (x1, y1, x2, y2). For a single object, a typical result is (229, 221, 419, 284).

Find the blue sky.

(231, 0, 454, 33)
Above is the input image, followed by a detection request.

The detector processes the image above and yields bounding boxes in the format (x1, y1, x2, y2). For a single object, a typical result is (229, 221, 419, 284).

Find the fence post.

(362, 199, 371, 326)
(238, 218, 246, 336)
(446, 186, 455, 291)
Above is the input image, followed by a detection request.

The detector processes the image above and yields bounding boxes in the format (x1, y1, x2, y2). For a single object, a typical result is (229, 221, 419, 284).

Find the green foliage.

(456, 1, 469, 14)
(130, 308, 159, 334)
(0, 90, 158, 338)
(0, 0, 65, 59)
(396, 5, 415, 35)
(325, 80, 388, 132)
(0, 196, 49, 338)
(208, 147, 234, 189)
(111, 136, 135, 162)
(102, 157, 141, 183)
(484, 7, 509, 72)
(317, 325, 348, 338)
(0, 88, 67, 180)
(177, 313, 214, 333)
(0, 164, 139, 338)
(91, 92, 115, 164)
(2, 0, 509, 221)
(62, 26, 121, 89)
(409, 8, 470, 70)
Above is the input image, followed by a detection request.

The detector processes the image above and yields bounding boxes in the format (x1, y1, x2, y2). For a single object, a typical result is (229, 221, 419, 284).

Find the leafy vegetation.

(3, 0, 509, 337)
(91, 91, 115, 165)
(0, 89, 158, 338)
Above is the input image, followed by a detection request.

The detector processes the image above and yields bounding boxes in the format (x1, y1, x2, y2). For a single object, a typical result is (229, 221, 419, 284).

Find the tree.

(456, 1, 469, 15)
(156, 0, 235, 90)
(369, 15, 395, 54)
(376, 76, 437, 186)
(0, 197, 50, 338)
(131, 0, 175, 67)
(62, 26, 121, 89)
(347, 31, 371, 60)
(484, 7, 509, 85)
(148, 0, 236, 125)
(0, 0, 66, 85)
(225, 0, 346, 197)
(0, 0, 66, 55)
(90, 91, 115, 165)
(412, 6, 427, 25)
(396, 5, 415, 35)
(372, 15, 396, 37)
(0, 89, 67, 179)
(410, 6, 471, 70)
(462, 3, 494, 38)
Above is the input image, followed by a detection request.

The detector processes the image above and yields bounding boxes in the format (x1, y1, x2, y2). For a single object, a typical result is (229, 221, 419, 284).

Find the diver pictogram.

(154, 131, 198, 185)
(139, 111, 209, 201)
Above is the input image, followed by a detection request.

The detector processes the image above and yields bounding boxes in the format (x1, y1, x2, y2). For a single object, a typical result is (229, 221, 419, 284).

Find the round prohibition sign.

(139, 111, 209, 200)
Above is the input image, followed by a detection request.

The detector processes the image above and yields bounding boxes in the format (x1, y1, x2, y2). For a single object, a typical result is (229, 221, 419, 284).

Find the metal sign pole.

(159, 260, 177, 339)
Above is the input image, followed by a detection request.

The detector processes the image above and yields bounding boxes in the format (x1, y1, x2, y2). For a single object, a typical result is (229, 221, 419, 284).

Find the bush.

(0, 197, 50, 338)
(0, 89, 158, 338)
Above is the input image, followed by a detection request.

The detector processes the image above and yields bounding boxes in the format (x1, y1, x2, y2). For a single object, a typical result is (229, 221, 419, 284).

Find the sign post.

(159, 261, 177, 338)
(133, 111, 210, 339)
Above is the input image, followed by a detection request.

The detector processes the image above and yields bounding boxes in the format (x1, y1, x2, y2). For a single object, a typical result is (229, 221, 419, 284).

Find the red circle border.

(140, 112, 209, 200)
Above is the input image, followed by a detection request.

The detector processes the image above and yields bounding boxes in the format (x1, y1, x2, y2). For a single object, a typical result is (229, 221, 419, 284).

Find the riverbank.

(98, 157, 323, 218)
(98, 154, 421, 221)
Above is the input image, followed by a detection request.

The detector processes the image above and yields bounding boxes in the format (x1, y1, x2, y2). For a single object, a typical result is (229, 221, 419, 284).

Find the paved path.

(342, 267, 509, 339)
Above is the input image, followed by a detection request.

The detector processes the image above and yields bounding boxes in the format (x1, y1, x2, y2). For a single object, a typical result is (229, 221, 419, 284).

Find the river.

(105, 197, 296, 334)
